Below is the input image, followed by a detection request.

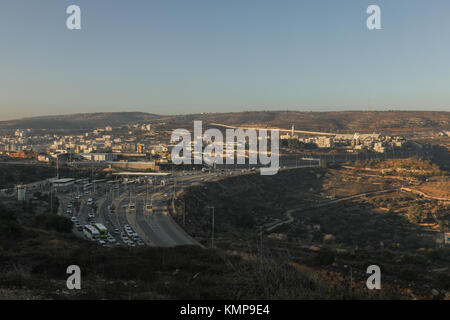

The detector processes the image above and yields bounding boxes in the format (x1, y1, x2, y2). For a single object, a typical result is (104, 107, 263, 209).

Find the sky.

(0, 0, 449, 120)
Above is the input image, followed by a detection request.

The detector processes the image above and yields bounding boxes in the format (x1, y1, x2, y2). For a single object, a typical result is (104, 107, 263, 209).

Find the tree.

(315, 247, 335, 265)
(237, 213, 255, 229)
(407, 204, 423, 224)
(387, 203, 394, 213)
(34, 213, 73, 233)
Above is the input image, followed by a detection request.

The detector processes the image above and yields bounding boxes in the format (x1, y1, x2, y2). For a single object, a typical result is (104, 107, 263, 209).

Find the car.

(67, 203, 73, 208)
(98, 240, 107, 246)
(114, 228, 120, 235)
(124, 226, 133, 233)
(71, 216, 78, 222)
(88, 213, 95, 219)
(107, 237, 116, 244)
(137, 240, 145, 246)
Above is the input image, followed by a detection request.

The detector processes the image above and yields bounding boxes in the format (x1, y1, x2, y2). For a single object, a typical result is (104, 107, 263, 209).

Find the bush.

(315, 247, 335, 266)
(398, 267, 418, 282)
(34, 213, 73, 233)
(435, 273, 450, 290)
(236, 213, 255, 229)
(0, 220, 23, 239)
(407, 204, 423, 223)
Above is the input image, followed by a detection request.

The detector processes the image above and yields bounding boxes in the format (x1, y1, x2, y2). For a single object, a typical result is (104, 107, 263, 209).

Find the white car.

(107, 237, 116, 244)
(71, 217, 78, 222)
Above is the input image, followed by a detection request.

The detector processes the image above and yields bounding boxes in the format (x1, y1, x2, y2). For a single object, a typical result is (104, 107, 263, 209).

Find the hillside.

(0, 199, 381, 300)
(175, 111, 450, 134)
(0, 111, 448, 133)
(0, 112, 160, 130)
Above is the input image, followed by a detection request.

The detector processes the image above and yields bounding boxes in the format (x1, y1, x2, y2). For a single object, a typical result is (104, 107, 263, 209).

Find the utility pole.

(56, 156, 59, 179)
(183, 200, 186, 226)
(344, 265, 353, 293)
(259, 231, 263, 263)
(206, 206, 215, 248)
(50, 186, 53, 213)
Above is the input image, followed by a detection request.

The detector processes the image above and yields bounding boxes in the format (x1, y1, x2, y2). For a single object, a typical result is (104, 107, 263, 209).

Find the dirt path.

(401, 187, 450, 202)
(262, 188, 400, 234)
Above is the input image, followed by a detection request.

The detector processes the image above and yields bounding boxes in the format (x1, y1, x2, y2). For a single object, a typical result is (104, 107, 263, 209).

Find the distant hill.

(0, 112, 160, 130)
(164, 110, 450, 134)
(0, 110, 449, 133)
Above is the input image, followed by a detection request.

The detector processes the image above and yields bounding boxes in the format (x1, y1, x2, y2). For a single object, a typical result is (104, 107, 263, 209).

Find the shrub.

(407, 204, 423, 223)
(398, 267, 418, 282)
(315, 247, 335, 266)
(34, 213, 73, 233)
(435, 273, 450, 290)
(237, 213, 255, 229)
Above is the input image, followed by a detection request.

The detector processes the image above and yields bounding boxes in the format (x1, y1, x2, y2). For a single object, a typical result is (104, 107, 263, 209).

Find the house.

(445, 233, 450, 245)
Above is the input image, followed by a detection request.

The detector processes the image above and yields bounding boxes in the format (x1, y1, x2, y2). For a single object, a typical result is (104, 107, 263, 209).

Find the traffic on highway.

(58, 167, 264, 248)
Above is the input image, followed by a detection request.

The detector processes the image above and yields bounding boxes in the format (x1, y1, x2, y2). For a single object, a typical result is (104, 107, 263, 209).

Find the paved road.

(60, 166, 299, 247)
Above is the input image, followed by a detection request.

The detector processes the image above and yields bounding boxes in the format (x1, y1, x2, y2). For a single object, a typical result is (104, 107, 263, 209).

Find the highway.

(81, 170, 217, 247)
(58, 164, 318, 248)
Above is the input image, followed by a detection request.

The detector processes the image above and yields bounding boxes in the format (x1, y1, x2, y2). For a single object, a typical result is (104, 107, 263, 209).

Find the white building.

(80, 153, 117, 162)
(316, 137, 334, 148)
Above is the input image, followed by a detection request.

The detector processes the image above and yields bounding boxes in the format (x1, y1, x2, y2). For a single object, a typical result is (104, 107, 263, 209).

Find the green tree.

(407, 204, 423, 224)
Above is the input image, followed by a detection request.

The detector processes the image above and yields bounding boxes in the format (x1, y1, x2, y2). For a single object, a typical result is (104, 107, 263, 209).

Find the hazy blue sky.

(0, 0, 449, 120)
